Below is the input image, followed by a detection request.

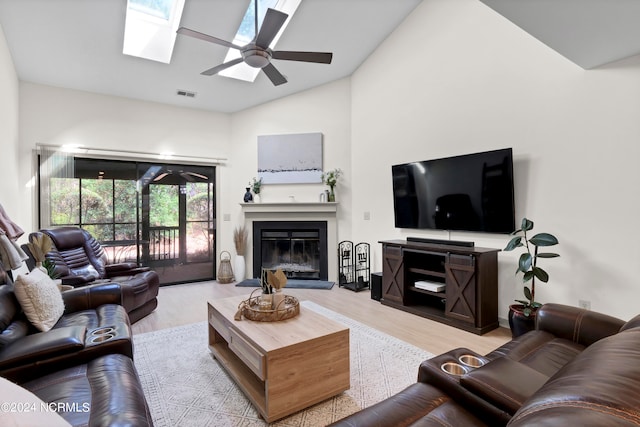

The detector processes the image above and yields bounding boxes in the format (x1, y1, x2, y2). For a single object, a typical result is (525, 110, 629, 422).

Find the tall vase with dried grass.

(233, 226, 248, 282)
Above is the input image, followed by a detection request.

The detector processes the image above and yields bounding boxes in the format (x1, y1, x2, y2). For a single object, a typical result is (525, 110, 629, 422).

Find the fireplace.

(253, 221, 328, 280)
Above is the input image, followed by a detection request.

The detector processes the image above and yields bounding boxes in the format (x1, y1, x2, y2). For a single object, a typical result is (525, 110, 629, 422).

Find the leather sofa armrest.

(60, 274, 94, 287)
(537, 303, 625, 347)
(62, 282, 123, 313)
(0, 326, 86, 370)
(105, 263, 150, 277)
(460, 357, 549, 415)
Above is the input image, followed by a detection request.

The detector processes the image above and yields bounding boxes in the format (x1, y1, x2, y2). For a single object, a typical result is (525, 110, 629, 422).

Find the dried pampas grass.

(233, 226, 248, 255)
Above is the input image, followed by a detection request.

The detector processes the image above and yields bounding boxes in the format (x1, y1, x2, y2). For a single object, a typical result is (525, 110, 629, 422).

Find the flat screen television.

(392, 148, 515, 233)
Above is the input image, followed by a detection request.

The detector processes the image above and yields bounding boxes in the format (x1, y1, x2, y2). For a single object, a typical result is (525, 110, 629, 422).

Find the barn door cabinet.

(379, 240, 500, 335)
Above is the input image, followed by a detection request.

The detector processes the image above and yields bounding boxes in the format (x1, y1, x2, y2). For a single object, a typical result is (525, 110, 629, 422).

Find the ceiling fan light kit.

(177, 1, 332, 86)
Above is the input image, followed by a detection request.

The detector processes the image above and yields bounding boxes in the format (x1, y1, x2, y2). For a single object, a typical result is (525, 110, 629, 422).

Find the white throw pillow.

(0, 376, 72, 426)
(14, 269, 65, 332)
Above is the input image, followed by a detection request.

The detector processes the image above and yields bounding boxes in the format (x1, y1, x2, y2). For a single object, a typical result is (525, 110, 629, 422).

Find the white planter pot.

(254, 193, 261, 203)
(234, 255, 246, 282)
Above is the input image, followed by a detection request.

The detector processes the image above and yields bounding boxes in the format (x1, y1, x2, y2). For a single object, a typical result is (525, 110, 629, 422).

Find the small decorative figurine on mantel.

(243, 187, 253, 203)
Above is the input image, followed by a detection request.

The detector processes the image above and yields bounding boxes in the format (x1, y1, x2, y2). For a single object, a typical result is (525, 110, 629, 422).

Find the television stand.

(407, 237, 474, 247)
(379, 239, 499, 335)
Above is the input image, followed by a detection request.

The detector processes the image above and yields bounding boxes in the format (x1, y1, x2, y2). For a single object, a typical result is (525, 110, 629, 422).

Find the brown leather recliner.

(330, 304, 640, 427)
(0, 259, 153, 426)
(0, 261, 132, 383)
(30, 227, 159, 323)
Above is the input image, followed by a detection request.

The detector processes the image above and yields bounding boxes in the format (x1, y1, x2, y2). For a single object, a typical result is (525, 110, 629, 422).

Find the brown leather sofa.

(330, 303, 640, 426)
(0, 260, 152, 426)
(30, 227, 159, 323)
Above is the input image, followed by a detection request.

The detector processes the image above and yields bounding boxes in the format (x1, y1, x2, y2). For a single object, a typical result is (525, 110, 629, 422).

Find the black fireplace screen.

(253, 221, 328, 280)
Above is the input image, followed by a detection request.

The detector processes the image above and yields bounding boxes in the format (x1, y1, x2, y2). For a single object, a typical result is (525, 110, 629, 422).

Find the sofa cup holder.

(90, 326, 116, 336)
(90, 333, 116, 343)
(459, 354, 486, 368)
(441, 362, 469, 376)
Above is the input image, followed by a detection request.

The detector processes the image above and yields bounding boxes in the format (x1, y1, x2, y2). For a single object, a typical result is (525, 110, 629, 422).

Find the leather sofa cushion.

(486, 330, 584, 377)
(0, 326, 85, 370)
(460, 357, 549, 415)
(21, 354, 152, 427)
(619, 313, 640, 332)
(14, 269, 65, 332)
(510, 328, 640, 426)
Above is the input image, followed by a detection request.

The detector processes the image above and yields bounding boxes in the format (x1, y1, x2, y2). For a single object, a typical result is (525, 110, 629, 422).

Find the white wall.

(227, 78, 351, 277)
(18, 83, 232, 232)
(350, 0, 640, 321)
(0, 24, 21, 224)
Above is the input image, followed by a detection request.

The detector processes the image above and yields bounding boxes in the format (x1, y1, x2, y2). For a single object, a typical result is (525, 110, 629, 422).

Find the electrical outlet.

(364, 211, 371, 220)
(578, 300, 591, 310)
(223, 213, 231, 221)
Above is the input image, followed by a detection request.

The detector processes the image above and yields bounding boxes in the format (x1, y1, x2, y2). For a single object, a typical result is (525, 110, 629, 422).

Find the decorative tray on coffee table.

(235, 289, 300, 322)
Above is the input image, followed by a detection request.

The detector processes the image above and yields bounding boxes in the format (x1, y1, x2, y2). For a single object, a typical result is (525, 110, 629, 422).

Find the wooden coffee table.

(207, 295, 350, 422)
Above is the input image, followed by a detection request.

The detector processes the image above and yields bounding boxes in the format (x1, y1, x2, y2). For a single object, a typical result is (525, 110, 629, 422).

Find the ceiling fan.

(177, 0, 333, 86)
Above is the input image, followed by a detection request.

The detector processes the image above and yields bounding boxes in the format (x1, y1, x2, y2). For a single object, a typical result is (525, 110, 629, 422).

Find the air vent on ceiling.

(176, 89, 196, 98)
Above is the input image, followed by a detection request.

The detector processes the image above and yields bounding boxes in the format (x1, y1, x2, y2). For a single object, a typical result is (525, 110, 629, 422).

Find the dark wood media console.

(379, 240, 500, 335)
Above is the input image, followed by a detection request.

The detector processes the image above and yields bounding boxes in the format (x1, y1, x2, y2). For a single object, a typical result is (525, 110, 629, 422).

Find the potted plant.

(503, 218, 559, 337)
(250, 177, 262, 203)
(321, 168, 342, 202)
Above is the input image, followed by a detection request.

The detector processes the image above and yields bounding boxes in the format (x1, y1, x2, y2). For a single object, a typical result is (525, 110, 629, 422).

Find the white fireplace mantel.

(240, 202, 337, 215)
(240, 202, 338, 282)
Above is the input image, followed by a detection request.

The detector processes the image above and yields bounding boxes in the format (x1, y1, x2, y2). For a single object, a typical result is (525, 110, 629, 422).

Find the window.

(123, 0, 186, 63)
(43, 158, 216, 285)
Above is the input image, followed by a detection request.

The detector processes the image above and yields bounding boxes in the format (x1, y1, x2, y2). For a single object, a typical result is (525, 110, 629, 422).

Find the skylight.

(219, 0, 302, 82)
(123, 0, 186, 64)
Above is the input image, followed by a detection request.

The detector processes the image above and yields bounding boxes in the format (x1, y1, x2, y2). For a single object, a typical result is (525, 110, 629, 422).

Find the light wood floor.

(132, 281, 512, 356)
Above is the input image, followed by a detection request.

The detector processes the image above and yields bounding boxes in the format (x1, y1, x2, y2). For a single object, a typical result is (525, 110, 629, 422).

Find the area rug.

(133, 301, 432, 426)
(236, 278, 335, 290)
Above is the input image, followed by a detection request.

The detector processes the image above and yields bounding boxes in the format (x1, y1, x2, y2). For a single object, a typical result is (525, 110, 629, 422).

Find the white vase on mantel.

(234, 255, 246, 282)
(254, 193, 261, 203)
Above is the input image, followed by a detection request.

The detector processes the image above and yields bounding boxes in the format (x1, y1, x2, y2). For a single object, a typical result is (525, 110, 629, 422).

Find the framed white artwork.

(257, 132, 323, 184)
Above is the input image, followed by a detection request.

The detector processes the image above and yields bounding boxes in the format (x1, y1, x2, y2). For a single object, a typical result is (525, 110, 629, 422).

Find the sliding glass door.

(43, 158, 216, 285)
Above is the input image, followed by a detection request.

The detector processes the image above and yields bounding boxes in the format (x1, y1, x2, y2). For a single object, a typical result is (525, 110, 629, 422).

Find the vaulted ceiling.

(1, 0, 638, 114)
(0, 0, 422, 113)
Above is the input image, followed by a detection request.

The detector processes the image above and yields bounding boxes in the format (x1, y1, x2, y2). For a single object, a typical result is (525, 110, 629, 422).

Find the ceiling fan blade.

(255, 8, 288, 48)
(177, 27, 243, 50)
(153, 172, 170, 182)
(201, 57, 244, 76)
(262, 62, 287, 86)
(184, 172, 209, 180)
(272, 51, 333, 64)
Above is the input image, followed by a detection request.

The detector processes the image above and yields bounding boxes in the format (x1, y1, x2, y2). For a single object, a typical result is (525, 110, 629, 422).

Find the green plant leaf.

(515, 299, 530, 306)
(532, 266, 549, 282)
(537, 252, 560, 258)
(531, 302, 542, 309)
(530, 233, 558, 247)
(518, 253, 532, 272)
(523, 286, 532, 301)
(523, 271, 535, 282)
(523, 307, 532, 317)
(504, 236, 523, 251)
(521, 218, 534, 231)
